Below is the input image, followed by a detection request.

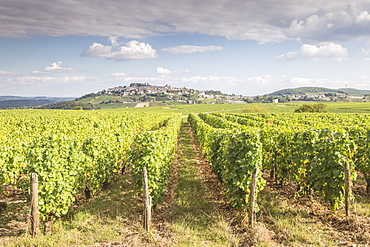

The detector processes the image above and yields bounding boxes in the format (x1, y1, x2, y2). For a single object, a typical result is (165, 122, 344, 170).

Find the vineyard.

(1, 107, 370, 246)
(189, 112, 370, 211)
(0, 110, 181, 223)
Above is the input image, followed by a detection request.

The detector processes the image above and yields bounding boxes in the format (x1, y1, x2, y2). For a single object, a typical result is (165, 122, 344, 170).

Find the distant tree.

(311, 103, 328, 112)
(294, 103, 328, 113)
(205, 90, 222, 95)
(325, 93, 337, 97)
(295, 104, 315, 113)
(243, 98, 253, 103)
(278, 96, 291, 103)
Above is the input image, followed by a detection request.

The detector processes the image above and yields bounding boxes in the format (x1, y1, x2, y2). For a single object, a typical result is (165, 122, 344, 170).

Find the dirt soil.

(0, 185, 28, 241)
(262, 176, 370, 246)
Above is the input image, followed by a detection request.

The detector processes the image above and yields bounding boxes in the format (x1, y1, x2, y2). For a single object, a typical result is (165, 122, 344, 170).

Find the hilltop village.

(93, 83, 245, 104)
(86, 83, 370, 105)
(2, 83, 370, 109)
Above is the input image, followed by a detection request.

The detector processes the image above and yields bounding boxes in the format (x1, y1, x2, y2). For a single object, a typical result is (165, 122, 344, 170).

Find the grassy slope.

(74, 95, 370, 113)
(77, 97, 94, 104)
(97, 103, 137, 109)
(105, 101, 370, 114)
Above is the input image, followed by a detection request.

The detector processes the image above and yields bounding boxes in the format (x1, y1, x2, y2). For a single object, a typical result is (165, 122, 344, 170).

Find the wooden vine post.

(248, 167, 259, 226)
(30, 173, 40, 237)
(344, 161, 351, 217)
(142, 167, 151, 231)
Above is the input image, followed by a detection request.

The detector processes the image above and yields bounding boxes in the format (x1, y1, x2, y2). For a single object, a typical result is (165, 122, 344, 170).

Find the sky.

(1, 1, 370, 97)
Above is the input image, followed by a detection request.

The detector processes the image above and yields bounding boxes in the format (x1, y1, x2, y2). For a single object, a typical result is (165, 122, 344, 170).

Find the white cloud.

(32, 71, 47, 74)
(112, 72, 127, 76)
(32, 61, 77, 74)
(109, 76, 166, 85)
(156, 67, 171, 75)
(81, 43, 112, 57)
(356, 11, 370, 24)
(246, 75, 272, 84)
(12, 76, 95, 85)
(286, 3, 370, 42)
(275, 43, 348, 62)
(161, 45, 226, 54)
(108, 36, 120, 47)
(361, 41, 370, 54)
(82, 39, 157, 60)
(287, 76, 330, 87)
(300, 43, 348, 61)
(274, 51, 299, 61)
(111, 40, 156, 60)
(362, 49, 370, 55)
(0, 70, 16, 75)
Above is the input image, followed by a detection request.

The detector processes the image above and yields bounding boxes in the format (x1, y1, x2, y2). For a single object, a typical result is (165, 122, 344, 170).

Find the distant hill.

(267, 87, 370, 96)
(0, 96, 75, 109)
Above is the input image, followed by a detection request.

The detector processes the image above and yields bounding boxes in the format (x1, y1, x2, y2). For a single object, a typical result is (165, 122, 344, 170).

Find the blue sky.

(1, 0, 370, 97)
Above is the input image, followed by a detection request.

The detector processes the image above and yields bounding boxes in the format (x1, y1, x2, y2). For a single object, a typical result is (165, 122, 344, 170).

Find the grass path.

(164, 121, 242, 246)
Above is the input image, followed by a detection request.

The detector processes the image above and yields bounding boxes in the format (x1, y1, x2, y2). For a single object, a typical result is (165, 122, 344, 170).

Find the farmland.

(1, 102, 370, 246)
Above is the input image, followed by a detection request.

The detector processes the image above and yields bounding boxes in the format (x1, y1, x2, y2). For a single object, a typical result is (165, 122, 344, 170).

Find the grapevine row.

(188, 114, 264, 209)
(190, 112, 369, 211)
(129, 114, 182, 205)
(0, 110, 178, 221)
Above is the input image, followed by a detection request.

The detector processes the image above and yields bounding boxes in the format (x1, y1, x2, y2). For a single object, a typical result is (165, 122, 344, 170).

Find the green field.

(97, 102, 137, 109)
(105, 101, 370, 115)
(74, 93, 370, 113)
